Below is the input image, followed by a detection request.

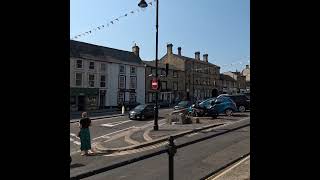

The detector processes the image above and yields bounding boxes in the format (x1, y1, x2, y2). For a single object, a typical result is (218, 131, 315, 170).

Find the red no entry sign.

(152, 78, 158, 90)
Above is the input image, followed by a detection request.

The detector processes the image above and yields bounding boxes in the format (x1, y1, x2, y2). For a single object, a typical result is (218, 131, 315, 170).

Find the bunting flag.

(70, 1, 154, 40)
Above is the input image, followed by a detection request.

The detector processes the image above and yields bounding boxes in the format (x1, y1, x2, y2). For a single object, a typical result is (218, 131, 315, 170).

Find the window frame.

(76, 59, 83, 69)
(89, 61, 95, 70)
(88, 74, 95, 87)
(119, 75, 126, 89)
(75, 72, 83, 86)
(100, 75, 106, 88)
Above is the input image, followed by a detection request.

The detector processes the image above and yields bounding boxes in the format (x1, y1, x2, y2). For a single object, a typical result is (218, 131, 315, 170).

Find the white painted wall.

(70, 58, 145, 107)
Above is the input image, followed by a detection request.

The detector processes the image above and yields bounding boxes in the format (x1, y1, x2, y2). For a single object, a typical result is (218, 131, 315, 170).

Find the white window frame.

(119, 64, 125, 75)
(89, 61, 95, 70)
(129, 76, 137, 89)
(119, 76, 126, 89)
(100, 75, 106, 88)
(130, 66, 137, 76)
(75, 72, 83, 87)
(76, 59, 83, 69)
(88, 74, 95, 87)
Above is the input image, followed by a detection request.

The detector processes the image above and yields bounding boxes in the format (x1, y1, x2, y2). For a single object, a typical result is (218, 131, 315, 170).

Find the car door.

(146, 105, 154, 118)
(212, 98, 224, 114)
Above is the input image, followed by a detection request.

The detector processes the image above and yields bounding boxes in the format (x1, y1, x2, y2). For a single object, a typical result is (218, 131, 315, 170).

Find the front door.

(78, 96, 85, 111)
(99, 90, 106, 109)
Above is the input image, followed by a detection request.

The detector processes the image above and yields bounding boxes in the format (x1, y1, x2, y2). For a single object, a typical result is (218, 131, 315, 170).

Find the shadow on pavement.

(70, 163, 85, 169)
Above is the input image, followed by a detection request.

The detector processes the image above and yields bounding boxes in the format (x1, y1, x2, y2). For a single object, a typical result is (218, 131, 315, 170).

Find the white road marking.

(70, 133, 80, 139)
(101, 120, 132, 127)
(70, 138, 81, 145)
(92, 126, 137, 141)
(70, 150, 81, 155)
(90, 115, 123, 122)
(210, 155, 250, 180)
(187, 132, 199, 137)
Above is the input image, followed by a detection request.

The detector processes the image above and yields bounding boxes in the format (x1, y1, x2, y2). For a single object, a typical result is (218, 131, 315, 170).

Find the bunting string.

(71, 0, 156, 40)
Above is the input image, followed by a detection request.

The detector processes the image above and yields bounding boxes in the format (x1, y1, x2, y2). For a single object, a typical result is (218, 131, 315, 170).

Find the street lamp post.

(139, 0, 159, 131)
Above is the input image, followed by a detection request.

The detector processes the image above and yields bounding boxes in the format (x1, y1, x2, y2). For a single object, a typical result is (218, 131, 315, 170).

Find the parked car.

(174, 101, 192, 110)
(210, 96, 238, 116)
(129, 104, 154, 120)
(218, 94, 250, 112)
(158, 101, 170, 108)
(188, 96, 237, 116)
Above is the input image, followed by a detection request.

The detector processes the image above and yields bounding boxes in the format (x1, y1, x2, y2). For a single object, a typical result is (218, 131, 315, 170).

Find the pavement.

(206, 155, 250, 180)
(71, 111, 250, 179)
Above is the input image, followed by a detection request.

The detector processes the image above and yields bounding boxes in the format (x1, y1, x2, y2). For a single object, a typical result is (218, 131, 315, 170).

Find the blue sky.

(70, 0, 250, 72)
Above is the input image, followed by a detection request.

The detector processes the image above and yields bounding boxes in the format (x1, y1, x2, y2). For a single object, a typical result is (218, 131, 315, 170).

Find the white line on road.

(92, 126, 137, 141)
(70, 133, 80, 139)
(187, 132, 199, 137)
(101, 120, 132, 127)
(70, 138, 81, 145)
(209, 155, 250, 180)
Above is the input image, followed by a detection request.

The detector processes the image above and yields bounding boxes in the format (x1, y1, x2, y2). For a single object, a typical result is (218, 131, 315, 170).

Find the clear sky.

(70, 0, 250, 73)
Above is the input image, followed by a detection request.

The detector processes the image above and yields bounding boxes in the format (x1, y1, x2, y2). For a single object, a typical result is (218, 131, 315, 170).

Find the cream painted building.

(70, 40, 145, 111)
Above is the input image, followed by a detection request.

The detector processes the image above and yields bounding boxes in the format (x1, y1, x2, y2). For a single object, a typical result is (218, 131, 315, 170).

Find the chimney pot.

(203, 54, 208, 62)
(132, 44, 139, 57)
(178, 47, 181, 56)
(195, 51, 200, 60)
(167, 43, 173, 54)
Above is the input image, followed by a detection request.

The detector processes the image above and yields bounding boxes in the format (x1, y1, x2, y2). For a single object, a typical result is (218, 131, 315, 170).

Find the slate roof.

(70, 40, 144, 65)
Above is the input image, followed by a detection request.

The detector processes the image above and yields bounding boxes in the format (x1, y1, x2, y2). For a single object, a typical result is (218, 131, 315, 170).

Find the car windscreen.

(134, 105, 146, 110)
(178, 101, 189, 106)
(199, 98, 215, 108)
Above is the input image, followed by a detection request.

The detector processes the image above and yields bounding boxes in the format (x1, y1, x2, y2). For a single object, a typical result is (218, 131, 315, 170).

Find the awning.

(70, 88, 99, 96)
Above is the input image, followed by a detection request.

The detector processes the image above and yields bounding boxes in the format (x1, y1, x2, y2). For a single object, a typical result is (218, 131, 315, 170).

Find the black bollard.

(167, 136, 177, 180)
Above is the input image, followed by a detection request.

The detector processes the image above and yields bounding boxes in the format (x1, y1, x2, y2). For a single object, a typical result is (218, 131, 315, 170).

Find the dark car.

(174, 101, 192, 110)
(129, 104, 155, 120)
(218, 94, 250, 112)
(158, 101, 170, 108)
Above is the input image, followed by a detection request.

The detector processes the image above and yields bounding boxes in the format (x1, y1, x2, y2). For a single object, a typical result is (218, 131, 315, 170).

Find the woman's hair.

(82, 112, 87, 118)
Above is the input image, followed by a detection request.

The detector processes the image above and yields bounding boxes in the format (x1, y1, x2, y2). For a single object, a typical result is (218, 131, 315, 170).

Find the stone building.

(144, 60, 185, 105)
(241, 65, 250, 92)
(160, 44, 221, 102)
(222, 71, 247, 94)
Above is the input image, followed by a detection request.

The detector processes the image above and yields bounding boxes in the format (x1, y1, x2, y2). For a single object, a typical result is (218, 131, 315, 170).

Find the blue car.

(211, 96, 237, 116)
(188, 96, 237, 116)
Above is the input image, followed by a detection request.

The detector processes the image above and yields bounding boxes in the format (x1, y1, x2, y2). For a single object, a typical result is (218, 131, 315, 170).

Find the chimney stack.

(132, 43, 139, 57)
(177, 47, 181, 56)
(195, 51, 200, 60)
(203, 54, 208, 62)
(167, 43, 173, 54)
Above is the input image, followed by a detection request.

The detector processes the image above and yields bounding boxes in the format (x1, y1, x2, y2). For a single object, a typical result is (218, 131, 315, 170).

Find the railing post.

(167, 136, 177, 180)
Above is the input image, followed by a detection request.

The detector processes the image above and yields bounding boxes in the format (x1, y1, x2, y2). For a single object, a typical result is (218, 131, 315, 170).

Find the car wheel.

(225, 109, 233, 116)
(141, 114, 145, 120)
(239, 106, 246, 112)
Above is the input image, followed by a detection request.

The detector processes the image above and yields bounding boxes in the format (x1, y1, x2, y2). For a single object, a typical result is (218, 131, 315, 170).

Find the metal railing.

(70, 123, 250, 180)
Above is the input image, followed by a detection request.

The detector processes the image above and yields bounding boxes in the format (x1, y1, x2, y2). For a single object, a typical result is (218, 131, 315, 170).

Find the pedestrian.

(78, 112, 93, 156)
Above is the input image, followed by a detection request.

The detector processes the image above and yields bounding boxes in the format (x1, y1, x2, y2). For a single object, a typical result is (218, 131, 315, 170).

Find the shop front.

(70, 88, 99, 111)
